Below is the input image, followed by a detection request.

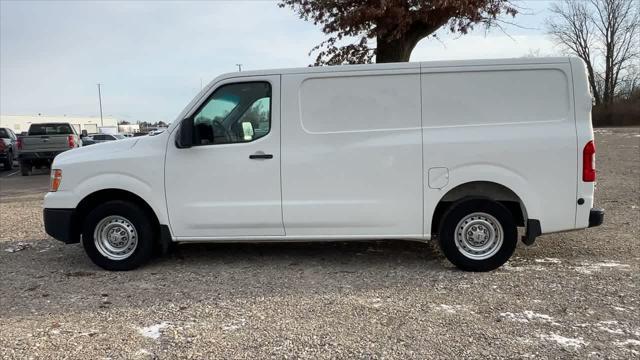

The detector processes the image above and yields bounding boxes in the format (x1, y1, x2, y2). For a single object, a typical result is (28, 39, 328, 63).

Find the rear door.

(165, 75, 284, 238)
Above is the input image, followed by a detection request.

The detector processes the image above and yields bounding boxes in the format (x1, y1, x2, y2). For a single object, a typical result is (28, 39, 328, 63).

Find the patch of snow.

(540, 333, 587, 349)
(501, 311, 559, 325)
(501, 263, 523, 271)
(79, 329, 99, 337)
(138, 322, 169, 340)
(615, 339, 640, 347)
(574, 261, 630, 274)
(437, 304, 471, 314)
(4, 242, 30, 253)
(534, 258, 562, 264)
(354, 296, 384, 308)
(222, 318, 246, 332)
(439, 304, 458, 314)
(598, 325, 625, 335)
(500, 263, 546, 271)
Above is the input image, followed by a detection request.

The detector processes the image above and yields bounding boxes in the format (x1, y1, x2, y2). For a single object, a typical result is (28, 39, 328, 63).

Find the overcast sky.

(1, 0, 560, 123)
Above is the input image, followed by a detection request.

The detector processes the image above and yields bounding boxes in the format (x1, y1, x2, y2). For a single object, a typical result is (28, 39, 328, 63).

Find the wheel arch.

(430, 181, 529, 236)
(69, 188, 162, 245)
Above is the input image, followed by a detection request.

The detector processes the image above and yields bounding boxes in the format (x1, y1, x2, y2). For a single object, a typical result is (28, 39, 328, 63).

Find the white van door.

(280, 68, 424, 238)
(165, 76, 284, 238)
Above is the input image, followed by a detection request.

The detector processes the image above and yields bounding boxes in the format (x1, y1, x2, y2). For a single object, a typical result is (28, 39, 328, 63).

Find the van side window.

(192, 82, 271, 146)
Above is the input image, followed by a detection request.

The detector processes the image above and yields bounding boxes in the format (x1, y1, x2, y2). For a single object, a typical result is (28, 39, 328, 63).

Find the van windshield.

(29, 124, 74, 136)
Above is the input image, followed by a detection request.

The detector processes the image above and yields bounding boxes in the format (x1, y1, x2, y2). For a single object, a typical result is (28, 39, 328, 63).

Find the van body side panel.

(44, 135, 170, 225)
(281, 69, 424, 237)
(421, 62, 578, 234)
(570, 58, 596, 229)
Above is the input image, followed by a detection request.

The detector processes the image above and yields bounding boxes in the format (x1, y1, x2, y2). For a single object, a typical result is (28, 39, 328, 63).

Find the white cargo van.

(44, 57, 603, 271)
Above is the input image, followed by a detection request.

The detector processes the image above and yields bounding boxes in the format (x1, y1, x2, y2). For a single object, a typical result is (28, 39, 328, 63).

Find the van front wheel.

(438, 199, 517, 272)
(82, 200, 154, 271)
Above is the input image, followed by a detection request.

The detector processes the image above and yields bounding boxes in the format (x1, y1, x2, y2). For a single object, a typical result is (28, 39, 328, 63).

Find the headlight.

(50, 169, 62, 192)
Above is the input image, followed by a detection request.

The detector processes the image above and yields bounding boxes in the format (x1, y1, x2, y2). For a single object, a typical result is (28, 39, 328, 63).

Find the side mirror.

(175, 118, 193, 148)
(81, 129, 88, 138)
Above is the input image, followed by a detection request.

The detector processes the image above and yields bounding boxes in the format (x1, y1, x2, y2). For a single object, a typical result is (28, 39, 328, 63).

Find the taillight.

(16, 138, 22, 150)
(50, 169, 62, 192)
(583, 140, 596, 182)
(0, 141, 5, 152)
(68, 135, 75, 148)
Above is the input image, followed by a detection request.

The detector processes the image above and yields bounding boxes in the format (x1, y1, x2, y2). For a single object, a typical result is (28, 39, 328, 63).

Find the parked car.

(0, 127, 18, 170)
(80, 136, 96, 146)
(43, 57, 603, 271)
(87, 133, 126, 144)
(16, 122, 82, 176)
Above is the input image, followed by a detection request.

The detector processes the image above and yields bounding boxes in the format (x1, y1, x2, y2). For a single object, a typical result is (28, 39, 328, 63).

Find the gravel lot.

(0, 128, 638, 359)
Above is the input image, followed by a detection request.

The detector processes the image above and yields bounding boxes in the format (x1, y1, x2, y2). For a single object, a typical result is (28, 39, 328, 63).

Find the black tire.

(3, 151, 12, 170)
(82, 200, 155, 271)
(20, 161, 31, 176)
(438, 198, 517, 272)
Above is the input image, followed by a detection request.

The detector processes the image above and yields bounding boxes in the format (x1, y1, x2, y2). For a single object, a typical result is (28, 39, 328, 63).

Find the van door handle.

(249, 152, 273, 159)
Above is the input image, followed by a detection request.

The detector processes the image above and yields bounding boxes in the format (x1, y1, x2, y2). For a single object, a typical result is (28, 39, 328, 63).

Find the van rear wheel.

(82, 200, 154, 271)
(438, 199, 517, 272)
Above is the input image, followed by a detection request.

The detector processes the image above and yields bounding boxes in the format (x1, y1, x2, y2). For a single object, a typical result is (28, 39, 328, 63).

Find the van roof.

(215, 57, 572, 80)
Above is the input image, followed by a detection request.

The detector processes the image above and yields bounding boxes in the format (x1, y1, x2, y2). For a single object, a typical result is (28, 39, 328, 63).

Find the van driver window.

(192, 82, 271, 145)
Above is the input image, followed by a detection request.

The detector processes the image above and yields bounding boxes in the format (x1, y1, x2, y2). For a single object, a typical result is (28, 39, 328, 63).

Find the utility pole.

(97, 83, 104, 127)
(236, 64, 242, 72)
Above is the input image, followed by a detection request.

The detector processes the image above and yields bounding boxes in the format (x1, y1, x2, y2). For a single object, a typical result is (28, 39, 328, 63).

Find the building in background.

(0, 114, 119, 134)
(118, 123, 140, 134)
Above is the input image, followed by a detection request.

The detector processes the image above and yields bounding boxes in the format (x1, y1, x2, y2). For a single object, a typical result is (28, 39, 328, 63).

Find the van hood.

(53, 137, 140, 166)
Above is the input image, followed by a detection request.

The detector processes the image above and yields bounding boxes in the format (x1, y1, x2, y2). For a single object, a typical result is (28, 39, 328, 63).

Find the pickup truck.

(17, 122, 82, 176)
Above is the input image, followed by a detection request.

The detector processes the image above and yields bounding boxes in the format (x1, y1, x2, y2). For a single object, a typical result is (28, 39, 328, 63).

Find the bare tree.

(547, 0, 639, 106)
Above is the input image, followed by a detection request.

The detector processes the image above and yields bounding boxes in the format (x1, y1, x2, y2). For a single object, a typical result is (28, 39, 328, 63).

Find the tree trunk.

(375, 19, 446, 63)
(375, 35, 413, 63)
(585, 61, 602, 105)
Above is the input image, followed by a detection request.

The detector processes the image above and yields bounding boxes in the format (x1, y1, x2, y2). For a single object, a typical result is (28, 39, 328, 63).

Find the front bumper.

(43, 208, 79, 244)
(589, 208, 604, 228)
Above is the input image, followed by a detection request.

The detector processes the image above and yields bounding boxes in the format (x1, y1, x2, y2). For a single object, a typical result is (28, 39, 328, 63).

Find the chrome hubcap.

(454, 212, 503, 260)
(94, 215, 138, 260)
